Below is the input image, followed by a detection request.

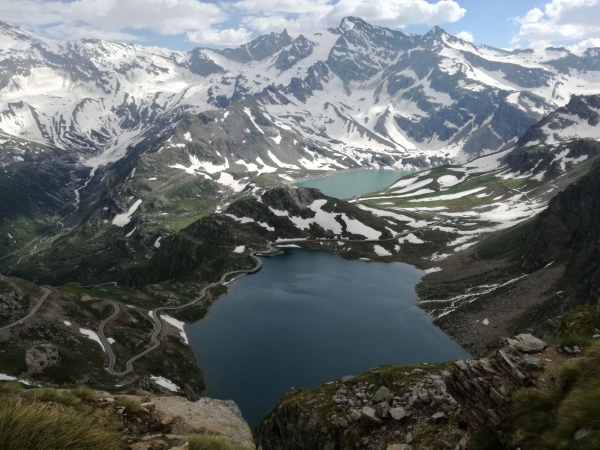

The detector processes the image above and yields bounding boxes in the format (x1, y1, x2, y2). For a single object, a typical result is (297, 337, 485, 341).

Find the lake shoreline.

(186, 248, 471, 429)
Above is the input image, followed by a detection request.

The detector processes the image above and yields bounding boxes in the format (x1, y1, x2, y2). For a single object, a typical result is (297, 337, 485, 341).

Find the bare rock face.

(25, 343, 60, 374)
(521, 163, 600, 303)
(0, 275, 28, 326)
(148, 396, 255, 449)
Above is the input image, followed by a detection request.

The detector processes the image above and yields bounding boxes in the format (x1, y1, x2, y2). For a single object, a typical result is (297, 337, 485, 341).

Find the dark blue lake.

(186, 249, 470, 429)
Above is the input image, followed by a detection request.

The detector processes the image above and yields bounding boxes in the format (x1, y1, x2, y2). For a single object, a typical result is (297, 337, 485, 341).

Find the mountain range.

(2, 16, 600, 172)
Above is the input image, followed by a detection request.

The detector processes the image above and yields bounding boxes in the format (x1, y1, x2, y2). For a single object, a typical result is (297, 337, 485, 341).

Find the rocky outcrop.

(256, 334, 567, 450)
(445, 334, 560, 448)
(255, 364, 469, 450)
(95, 392, 256, 449)
(150, 396, 254, 448)
(0, 275, 29, 326)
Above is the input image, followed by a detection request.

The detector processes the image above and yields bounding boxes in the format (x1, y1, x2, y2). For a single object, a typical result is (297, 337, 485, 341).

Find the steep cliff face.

(522, 163, 600, 302)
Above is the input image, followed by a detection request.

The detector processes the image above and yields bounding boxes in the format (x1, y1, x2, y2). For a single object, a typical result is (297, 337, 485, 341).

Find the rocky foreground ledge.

(255, 333, 589, 450)
(92, 393, 255, 449)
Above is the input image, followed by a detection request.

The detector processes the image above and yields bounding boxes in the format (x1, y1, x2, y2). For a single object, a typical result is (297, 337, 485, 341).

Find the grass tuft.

(117, 396, 141, 413)
(70, 386, 96, 402)
(560, 335, 593, 349)
(0, 398, 119, 450)
(25, 388, 80, 406)
(0, 381, 25, 396)
(510, 390, 560, 434)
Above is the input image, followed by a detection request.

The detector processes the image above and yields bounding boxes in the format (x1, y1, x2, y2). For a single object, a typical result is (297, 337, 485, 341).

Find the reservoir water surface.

(186, 249, 470, 429)
(294, 168, 415, 199)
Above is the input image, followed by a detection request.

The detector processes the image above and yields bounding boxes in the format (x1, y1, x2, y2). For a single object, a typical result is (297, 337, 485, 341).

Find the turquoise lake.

(186, 249, 470, 429)
(294, 169, 415, 199)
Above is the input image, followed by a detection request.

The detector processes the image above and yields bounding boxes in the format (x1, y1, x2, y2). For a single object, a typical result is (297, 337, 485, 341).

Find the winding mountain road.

(98, 252, 265, 376)
(0, 287, 52, 332)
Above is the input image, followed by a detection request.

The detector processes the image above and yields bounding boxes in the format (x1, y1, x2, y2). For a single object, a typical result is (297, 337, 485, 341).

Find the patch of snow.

(0, 373, 33, 385)
(112, 199, 142, 227)
(150, 375, 180, 392)
(408, 187, 486, 202)
(233, 245, 245, 253)
(373, 245, 392, 256)
(243, 107, 265, 134)
(398, 233, 425, 244)
(79, 328, 106, 352)
(161, 314, 188, 345)
(437, 175, 461, 189)
(424, 267, 442, 274)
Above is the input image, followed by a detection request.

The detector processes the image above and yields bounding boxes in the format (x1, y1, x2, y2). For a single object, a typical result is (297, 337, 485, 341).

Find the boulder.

(511, 334, 546, 353)
(574, 428, 592, 441)
(432, 412, 446, 422)
(372, 386, 391, 403)
(390, 407, 406, 421)
(361, 406, 382, 424)
(25, 343, 60, 374)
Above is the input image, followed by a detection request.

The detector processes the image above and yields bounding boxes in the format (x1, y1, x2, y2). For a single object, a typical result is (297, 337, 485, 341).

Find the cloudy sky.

(1, 0, 600, 52)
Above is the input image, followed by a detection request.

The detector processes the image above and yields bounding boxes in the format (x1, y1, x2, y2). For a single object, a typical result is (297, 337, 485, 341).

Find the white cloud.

(325, 0, 466, 28)
(513, 0, 600, 49)
(568, 37, 600, 53)
(0, 0, 468, 47)
(455, 31, 473, 42)
(234, 0, 332, 15)
(515, 8, 544, 25)
(0, 0, 237, 46)
(43, 24, 140, 41)
(67, 0, 225, 35)
(187, 28, 253, 46)
(240, 0, 466, 35)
